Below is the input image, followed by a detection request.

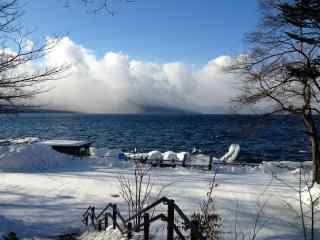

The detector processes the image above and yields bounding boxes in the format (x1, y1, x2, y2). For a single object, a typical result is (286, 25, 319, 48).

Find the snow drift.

(302, 183, 320, 209)
(0, 143, 78, 172)
(0, 140, 134, 172)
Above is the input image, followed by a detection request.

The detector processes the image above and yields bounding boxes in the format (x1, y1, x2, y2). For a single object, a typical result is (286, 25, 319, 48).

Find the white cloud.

(34, 37, 239, 113)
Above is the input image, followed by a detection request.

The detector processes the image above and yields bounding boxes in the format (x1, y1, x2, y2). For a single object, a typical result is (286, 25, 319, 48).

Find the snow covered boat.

(0, 139, 11, 146)
(220, 144, 240, 162)
(124, 144, 241, 169)
(41, 140, 93, 157)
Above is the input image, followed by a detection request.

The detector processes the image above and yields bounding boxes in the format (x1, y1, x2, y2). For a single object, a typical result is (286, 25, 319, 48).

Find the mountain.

(137, 105, 199, 114)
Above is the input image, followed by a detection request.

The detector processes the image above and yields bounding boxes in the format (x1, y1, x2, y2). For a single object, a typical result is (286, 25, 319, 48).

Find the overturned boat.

(41, 140, 93, 157)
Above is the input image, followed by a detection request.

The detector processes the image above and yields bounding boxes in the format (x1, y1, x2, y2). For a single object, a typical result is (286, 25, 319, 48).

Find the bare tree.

(63, 0, 134, 14)
(274, 166, 320, 240)
(118, 161, 153, 230)
(0, 0, 67, 113)
(0, 0, 135, 113)
(228, 0, 320, 184)
(191, 173, 222, 240)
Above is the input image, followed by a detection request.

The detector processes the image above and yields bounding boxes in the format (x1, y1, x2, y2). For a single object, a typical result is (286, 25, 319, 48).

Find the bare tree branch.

(228, 0, 320, 184)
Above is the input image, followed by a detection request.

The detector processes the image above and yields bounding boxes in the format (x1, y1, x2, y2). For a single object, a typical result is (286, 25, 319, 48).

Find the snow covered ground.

(0, 142, 319, 239)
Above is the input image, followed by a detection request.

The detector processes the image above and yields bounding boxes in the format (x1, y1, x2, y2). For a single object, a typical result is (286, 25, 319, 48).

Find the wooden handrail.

(82, 206, 92, 217)
(116, 209, 126, 225)
(125, 196, 169, 223)
(135, 213, 166, 229)
(82, 197, 205, 240)
(173, 203, 192, 228)
(96, 203, 113, 219)
(149, 213, 166, 223)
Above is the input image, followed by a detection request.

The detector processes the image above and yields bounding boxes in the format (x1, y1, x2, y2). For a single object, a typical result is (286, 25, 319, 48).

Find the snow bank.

(9, 137, 40, 144)
(0, 143, 132, 172)
(89, 148, 133, 168)
(0, 137, 40, 145)
(302, 183, 320, 209)
(0, 143, 78, 172)
(260, 161, 313, 175)
(192, 154, 210, 166)
(79, 227, 125, 240)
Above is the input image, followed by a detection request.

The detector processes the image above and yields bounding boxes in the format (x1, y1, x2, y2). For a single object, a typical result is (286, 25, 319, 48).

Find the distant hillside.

(137, 105, 199, 114)
(1, 107, 76, 114)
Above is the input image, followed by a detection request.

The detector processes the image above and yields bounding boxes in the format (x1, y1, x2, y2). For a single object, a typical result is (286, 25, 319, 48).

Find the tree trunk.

(310, 135, 320, 184)
(304, 115, 320, 184)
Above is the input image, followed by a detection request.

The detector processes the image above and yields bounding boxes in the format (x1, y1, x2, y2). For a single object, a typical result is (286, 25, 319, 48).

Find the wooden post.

(127, 222, 133, 239)
(85, 215, 88, 226)
(167, 199, 175, 240)
(182, 154, 186, 167)
(91, 207, 96, 228)
(208, 155, 213, 171)
(136, 213, 141, 232)
(98, 219, 102, 231)
(112, 204, 117, 229)
(172, 159, 177, 168)
(104, 213, 109, 229)
(191, 219, 200, 240)
(105, 213, 108, 229)
(144, 213, 150, 240)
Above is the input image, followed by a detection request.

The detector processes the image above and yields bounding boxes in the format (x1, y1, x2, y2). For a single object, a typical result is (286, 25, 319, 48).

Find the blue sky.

(21, 0, 261, 113)
(23, 0, 259, 65)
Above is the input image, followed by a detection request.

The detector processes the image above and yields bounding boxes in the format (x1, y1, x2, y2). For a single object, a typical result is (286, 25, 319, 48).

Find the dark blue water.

(0, 113, 311, 162)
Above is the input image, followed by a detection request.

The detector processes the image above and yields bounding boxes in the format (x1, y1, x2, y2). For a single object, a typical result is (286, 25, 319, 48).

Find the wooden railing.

(82, 197, 205, 240)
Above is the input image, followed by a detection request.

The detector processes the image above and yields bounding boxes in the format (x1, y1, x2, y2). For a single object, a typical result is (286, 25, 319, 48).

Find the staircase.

(82, 197, 205, 240)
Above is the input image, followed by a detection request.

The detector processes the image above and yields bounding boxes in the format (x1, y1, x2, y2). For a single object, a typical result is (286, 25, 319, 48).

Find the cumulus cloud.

(34, 37, 239, 113)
